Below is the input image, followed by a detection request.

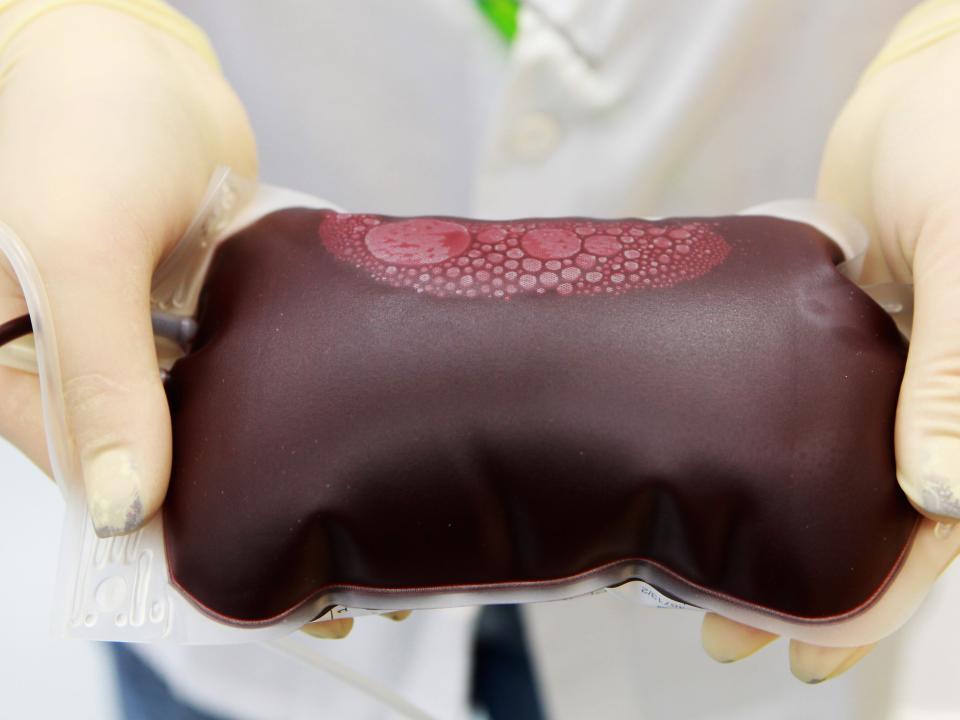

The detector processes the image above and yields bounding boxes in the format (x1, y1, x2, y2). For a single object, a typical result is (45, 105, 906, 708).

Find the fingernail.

(301, 618, 353, 639)
(383, 610, 412, 622)
(916, 473, 960, 518)
(899, 443, 960, 520)
(791, 643, 873, 684)
(819, 646, 873, 683)
(85, 448, 144, 538)
(701, 613, 778, 663)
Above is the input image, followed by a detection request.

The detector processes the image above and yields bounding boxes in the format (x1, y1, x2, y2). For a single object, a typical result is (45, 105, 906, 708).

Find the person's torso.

(174, 0, 913, 219)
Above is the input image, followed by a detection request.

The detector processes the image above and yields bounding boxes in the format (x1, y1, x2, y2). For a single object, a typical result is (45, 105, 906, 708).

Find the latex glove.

(0, 4, 256, 534)
(702, 16, 960, 683)
(0, 4, 411, 642)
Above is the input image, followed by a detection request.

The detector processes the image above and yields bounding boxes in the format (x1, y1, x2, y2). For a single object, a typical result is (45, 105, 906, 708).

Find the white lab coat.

(137, 2, 960, 718)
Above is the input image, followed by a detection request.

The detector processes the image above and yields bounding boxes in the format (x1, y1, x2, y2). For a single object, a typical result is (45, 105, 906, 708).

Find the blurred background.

(0, 438, 117, 720)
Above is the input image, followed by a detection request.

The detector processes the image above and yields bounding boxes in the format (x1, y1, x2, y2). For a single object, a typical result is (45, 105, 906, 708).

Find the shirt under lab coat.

(141, 1, 960, 718)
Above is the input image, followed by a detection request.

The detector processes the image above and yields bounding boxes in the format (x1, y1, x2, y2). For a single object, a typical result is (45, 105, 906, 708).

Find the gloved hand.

(701, 7, 960, 682)
(0, 2, 256, 535)
(0, 3, 409, 640)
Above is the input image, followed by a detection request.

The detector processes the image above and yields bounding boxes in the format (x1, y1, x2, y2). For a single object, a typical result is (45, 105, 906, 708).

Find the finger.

(381, 610, 412, 622)
(789, 640, 875, 684)
(700, 613, 778, 663)
(300, 618, 354, 640)
(38, 234, 170, 538)
(894, 210, 960, 521)
(0, 364, 49, 475)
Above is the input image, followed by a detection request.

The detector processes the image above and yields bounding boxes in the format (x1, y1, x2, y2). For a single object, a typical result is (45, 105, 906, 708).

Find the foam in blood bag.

(319, 213, 730, 299)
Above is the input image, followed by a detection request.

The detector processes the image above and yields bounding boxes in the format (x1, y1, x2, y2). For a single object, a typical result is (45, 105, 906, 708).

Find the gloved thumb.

(895, 208, 960, 521)
(43, 243, 171, 538)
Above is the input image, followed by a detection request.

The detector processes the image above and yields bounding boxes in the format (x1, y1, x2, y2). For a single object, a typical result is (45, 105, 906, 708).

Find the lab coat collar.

(523, 0, 643, 66)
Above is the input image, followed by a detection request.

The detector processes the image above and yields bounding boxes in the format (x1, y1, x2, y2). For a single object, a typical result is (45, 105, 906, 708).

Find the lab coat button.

(510, 111, 562, 161)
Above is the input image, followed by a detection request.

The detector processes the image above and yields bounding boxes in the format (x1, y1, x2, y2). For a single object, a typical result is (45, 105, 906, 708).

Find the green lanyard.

(476, 0, 520, 42)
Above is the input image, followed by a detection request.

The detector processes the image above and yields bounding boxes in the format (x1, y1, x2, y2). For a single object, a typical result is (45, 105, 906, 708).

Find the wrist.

(0, 4, 251, 243)
(0, 0, 219, 72)
(0, 3, 224, 110)
(863, 0, 960, 80)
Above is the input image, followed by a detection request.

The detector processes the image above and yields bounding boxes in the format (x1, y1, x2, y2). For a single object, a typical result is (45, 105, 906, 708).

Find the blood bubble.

(521, 228, 582, 259)
(583, 235, 622, 256)
(365, 219, 470, 266)
(478, 227, 507, 245)
(575, 253, 597, 269)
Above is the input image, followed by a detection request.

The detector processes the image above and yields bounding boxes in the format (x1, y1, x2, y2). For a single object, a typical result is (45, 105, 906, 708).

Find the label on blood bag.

(610, 580, 699, 610)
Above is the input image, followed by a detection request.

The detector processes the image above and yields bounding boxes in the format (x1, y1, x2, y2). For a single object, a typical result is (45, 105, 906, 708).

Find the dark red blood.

(163, 209, 915, 627)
